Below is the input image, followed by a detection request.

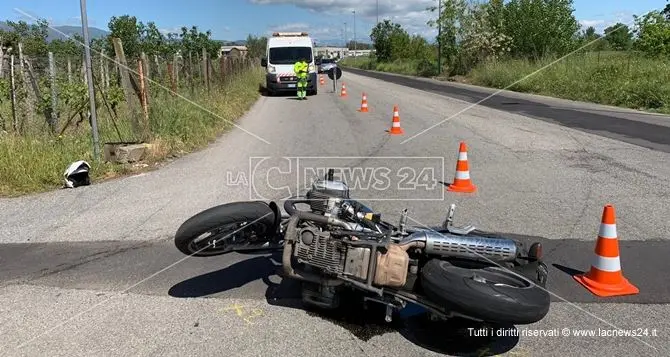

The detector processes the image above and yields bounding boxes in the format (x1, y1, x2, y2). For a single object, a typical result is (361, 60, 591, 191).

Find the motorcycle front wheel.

(174, 201, 276, 257)
(420, 259, 550, 325)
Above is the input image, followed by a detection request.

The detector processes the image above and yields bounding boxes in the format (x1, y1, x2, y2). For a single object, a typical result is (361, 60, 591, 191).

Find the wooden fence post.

(140, 52, 151, 104)
(173, 53, 179, 86)
(138, 59, 149, 130)
(112, 37, 143, 141)
(48, 52, 59, 133)
(67, 57, 72, 83)
(167, 61, 176, 96)
(201, 47, 209, 92)
(10, 54, 18, 133)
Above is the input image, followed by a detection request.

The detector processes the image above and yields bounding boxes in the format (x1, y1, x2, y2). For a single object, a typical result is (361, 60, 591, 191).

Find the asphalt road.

(1, 70, 669, 357)
(344, 67, 670, 153)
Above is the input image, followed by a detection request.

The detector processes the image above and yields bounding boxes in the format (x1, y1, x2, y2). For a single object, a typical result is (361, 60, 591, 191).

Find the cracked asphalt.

(0, 69, 669, 356)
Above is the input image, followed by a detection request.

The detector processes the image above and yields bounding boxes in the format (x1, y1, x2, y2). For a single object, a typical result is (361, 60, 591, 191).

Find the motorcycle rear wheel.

(420, 259, 550, 325)
(174, 201, 276, 257)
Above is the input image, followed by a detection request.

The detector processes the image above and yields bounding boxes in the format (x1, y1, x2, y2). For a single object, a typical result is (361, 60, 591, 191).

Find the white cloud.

(579, 19, 605, 28)
(158, 26, 183, 35)
(251, 0, 438, 40)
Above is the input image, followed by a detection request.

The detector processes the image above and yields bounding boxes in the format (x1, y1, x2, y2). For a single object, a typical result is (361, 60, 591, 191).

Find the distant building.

(219, 45, 248, 58)
(315, 47, 374, 59)
(315, 47, 348, 59)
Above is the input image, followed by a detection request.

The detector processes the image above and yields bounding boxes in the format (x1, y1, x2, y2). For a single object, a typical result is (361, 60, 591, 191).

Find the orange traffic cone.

(446, 142, 477, 193)
(573, 204, 639, 297)
(389, 105, 404, 135)
(358, 93, 369, 112)
(319, 75, 325, 86)
(340, 82, 347, 97)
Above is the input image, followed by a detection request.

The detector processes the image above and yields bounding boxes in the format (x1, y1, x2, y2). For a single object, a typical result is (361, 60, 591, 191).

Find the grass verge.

(0, 66, 265, 197)
(339, 52, 670, 114)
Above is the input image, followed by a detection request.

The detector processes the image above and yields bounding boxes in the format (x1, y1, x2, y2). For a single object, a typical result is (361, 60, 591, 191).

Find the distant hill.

(0, 22, 250, 47)
(0, 21, 109, 42)
(49, 25, 109, 41)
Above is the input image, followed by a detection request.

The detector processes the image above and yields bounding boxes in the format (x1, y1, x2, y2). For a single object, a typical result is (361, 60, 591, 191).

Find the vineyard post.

(154, 54, 161, 83)
(137, 59, 149, 131)
(173, 53, 179, 86)
(99, 50, 105, 91)
(67, 57, 72, 83)
(48, 52, 59, 132)
(0, 43, 4, 77)
(201, 47, 209, 92)
(189, 51, 194, 95)
(80, 0, 101, 159)
(140, 52, 151, 104)
(167, 61, 176, 96)
(18, 43, 35, 130)
(9, 54, 17, 133)
(112, 37, 142, 140)
(219, 56, 225, 84)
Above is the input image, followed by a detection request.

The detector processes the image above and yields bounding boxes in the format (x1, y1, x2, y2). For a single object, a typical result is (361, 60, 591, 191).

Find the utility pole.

(80, 0, 100, 160)
(352, 10, 356, 57)
(376, 0, 379, 25)
(437, 0, 442, 75)
(344, 22, 347, 49)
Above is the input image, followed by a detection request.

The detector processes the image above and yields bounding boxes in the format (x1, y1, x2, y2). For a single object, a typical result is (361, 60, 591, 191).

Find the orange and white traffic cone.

(358, 92, 369, 112)
(388, 105, 404, 135)
(319, 75, 325, 86)
(573, 204, 639, 297)
(446, 142, 477, 193)
(340, 82, 347, 97)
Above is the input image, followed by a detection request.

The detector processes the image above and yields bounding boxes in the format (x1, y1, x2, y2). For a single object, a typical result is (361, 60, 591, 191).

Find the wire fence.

(0, 38, 259, 140)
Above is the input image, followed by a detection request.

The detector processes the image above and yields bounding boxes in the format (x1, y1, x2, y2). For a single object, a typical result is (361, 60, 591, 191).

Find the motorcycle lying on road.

(174, 169, 550, 325)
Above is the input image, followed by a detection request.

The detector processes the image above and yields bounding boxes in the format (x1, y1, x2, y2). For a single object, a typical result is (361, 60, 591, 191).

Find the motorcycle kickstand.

(363, 296, 406, 323)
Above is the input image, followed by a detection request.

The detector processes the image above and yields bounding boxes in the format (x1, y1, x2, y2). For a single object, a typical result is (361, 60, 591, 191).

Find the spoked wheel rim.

(186, 221, 269, 256)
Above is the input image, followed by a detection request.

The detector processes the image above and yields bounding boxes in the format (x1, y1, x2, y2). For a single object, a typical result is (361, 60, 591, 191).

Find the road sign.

(328, 67, 342, 80)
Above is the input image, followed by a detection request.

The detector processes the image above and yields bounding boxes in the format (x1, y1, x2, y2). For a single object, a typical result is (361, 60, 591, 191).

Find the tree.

(501, 0, 581, 58)
(1, 19, 49, 57)
(427, 0, 467, 68)
(603, 23, 633, 50)
(140, 22, 167, 56)
(578, 26, 607, 51)
(246, 35, 267, 58)
(370, 20, 411, 62)
(633, 10, 670, 57)
(106, 15, 143, 59)
(459, 2, 512, 68)
(663, 1, 670, 21)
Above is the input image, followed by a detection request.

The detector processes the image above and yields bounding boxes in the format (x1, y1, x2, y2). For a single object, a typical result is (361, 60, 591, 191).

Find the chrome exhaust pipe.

(400, 231, 518, 262)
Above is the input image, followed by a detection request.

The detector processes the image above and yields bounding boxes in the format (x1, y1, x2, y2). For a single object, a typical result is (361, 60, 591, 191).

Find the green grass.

(339, 57, 436, 77)
(0, 65, 265, 197)
(467, 52, 670, 113)
(340, 52, 670, 114)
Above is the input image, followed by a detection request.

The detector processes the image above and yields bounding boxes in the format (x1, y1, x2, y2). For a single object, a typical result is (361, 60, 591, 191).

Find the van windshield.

(269, 47, 313, 64)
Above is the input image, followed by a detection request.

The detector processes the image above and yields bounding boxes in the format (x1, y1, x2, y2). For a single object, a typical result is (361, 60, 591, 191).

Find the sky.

(1, 0, 668, 45)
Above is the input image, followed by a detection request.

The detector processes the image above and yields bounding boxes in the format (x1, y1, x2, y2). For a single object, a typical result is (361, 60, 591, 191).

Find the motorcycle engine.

(293, 174, 410, 293)
(305, 178, 350, 217)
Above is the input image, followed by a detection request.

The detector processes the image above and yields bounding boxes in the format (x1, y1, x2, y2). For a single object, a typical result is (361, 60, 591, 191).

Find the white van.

(261, 32, 321, 96)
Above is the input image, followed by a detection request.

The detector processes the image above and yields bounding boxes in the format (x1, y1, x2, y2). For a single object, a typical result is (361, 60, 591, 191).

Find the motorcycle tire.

(420, 259, 550, 325)
(174, 201, 276, 257)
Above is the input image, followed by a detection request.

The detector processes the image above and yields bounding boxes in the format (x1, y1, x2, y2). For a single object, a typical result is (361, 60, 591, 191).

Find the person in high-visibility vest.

(293, 58, 308, 99)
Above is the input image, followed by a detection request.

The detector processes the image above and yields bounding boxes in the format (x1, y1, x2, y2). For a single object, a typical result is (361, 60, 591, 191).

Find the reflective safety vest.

(294, 61, 308, 79)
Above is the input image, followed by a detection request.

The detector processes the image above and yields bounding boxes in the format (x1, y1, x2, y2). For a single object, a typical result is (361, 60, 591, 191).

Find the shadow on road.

(258, 84, 298, 98)
(168, 252, 519, 356)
